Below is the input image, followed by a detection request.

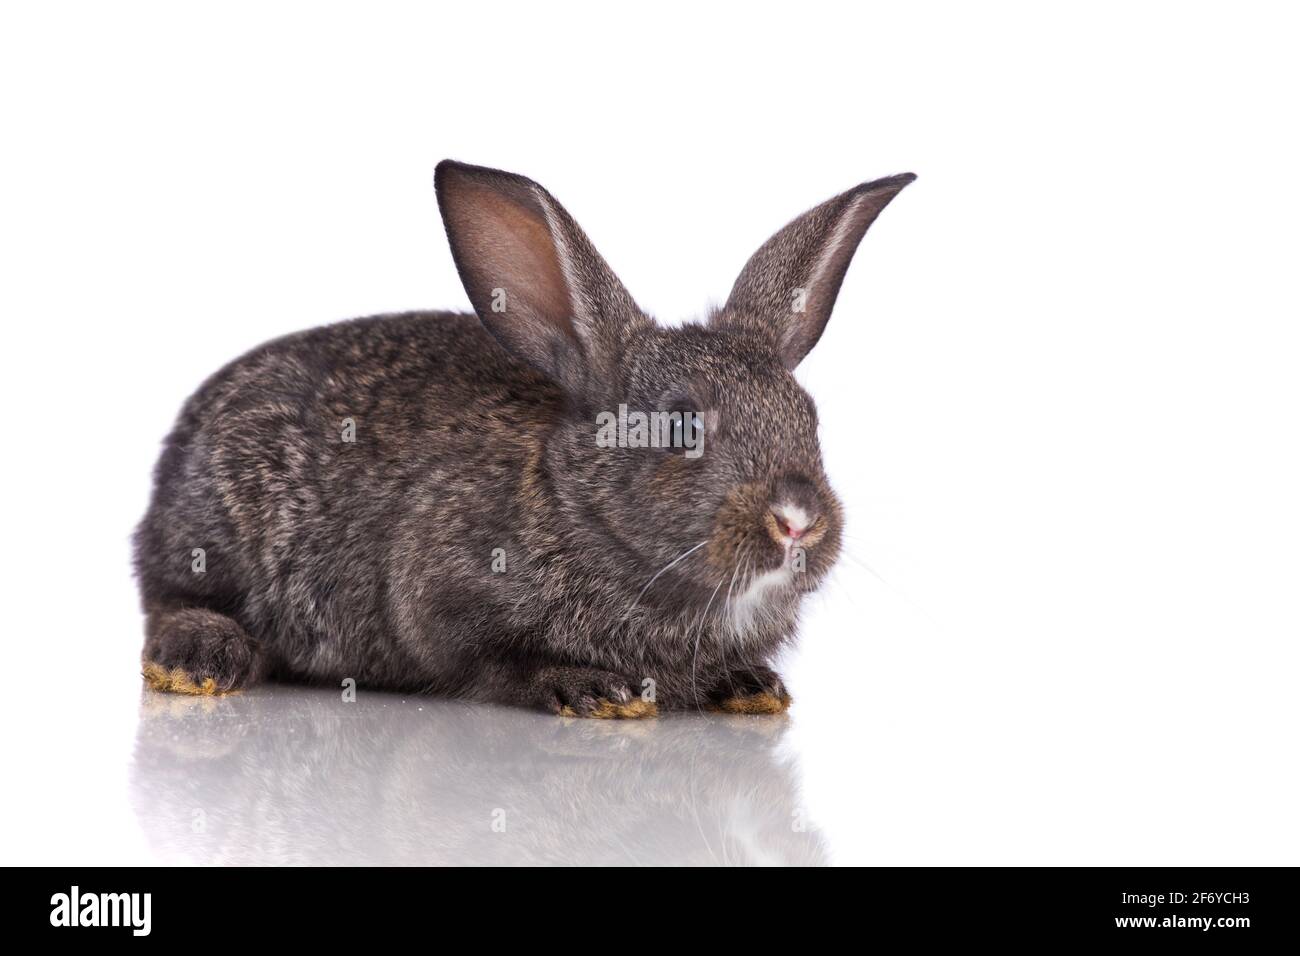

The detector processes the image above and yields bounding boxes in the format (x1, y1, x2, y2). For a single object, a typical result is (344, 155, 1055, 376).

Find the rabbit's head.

(436, 161, 913, 628)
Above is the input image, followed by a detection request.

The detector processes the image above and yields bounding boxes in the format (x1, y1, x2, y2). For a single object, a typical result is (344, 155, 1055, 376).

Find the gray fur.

(134, 160, 914, 714)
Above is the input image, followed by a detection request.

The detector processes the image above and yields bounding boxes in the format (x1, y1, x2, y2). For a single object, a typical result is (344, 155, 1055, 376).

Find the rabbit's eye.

(671, 413, 703, 439)
(666, 409, 704, 456)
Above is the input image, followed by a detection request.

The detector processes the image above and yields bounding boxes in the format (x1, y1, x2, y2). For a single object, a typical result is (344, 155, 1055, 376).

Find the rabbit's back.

(134, 311, 561, 686)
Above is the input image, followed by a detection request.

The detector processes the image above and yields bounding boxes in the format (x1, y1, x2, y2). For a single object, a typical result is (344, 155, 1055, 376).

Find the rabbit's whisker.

(689, 576, 726, 711)
(622, 539, 708, 623)
(718, 550, 747, 698)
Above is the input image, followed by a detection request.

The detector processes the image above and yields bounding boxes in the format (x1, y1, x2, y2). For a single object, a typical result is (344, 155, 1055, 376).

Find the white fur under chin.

(729, 565, 794, 633)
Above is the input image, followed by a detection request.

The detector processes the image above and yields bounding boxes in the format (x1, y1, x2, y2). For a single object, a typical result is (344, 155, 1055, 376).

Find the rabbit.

(133, 160, 914, 717)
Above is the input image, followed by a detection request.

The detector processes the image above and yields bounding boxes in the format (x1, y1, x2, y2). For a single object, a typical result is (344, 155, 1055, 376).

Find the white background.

(2, 1, 1297, 865)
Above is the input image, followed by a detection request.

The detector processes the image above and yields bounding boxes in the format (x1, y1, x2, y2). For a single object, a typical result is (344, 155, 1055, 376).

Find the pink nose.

(771, 505, 815, 540)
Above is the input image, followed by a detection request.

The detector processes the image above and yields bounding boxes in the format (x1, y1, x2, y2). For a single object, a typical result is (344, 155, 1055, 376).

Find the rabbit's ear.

(714, 173, 915, 369)
(435, 160, 645, 390)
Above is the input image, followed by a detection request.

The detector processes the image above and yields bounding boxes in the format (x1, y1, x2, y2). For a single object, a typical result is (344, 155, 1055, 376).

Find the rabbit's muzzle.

(705, 473, 841, 585)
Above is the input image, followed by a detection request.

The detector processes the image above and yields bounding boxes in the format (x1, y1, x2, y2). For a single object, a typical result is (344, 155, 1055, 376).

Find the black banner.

(17, 867, 1293, 942)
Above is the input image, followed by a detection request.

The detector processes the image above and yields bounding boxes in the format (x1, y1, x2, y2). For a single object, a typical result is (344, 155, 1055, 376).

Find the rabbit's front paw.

(142, 607, 267, 695)
(535, 667, 658, 719)
(709, 666, 792, 715)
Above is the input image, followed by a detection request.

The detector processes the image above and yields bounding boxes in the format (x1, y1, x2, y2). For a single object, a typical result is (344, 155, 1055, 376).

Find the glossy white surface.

(130, 686, 824, 867)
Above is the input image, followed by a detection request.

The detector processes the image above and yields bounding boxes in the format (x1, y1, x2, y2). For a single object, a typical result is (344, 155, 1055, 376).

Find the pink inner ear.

(444, 181, 577, 342)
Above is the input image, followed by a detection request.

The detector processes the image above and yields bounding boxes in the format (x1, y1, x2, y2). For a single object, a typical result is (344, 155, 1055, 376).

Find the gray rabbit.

(133, 161, 914, 716)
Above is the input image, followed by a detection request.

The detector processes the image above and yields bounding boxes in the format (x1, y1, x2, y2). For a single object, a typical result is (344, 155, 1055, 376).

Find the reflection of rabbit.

(130, 687, 828, 865)
(133, 160, 914, 715)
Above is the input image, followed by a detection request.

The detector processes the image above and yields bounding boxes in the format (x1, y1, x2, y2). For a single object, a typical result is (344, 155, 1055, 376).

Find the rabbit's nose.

(770, 503, 817, 541)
